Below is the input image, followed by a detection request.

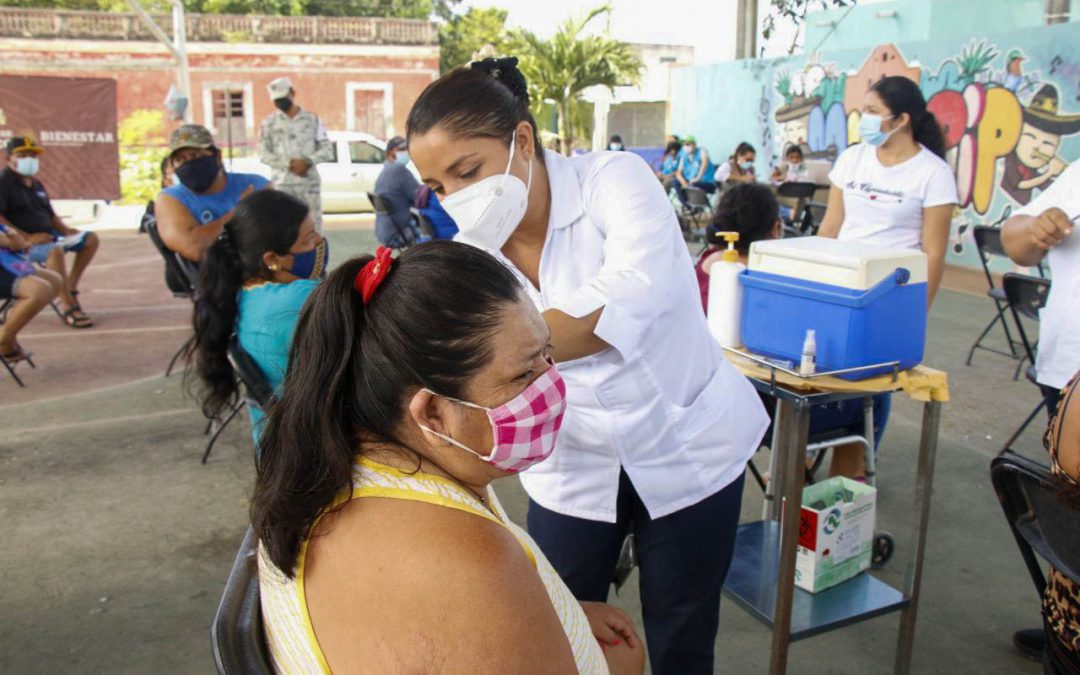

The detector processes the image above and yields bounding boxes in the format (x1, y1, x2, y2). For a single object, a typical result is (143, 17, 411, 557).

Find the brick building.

(0, 8, 440, 148)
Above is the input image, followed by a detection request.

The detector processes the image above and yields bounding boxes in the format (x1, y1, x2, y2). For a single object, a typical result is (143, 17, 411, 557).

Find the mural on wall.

(766, 38, 1080, 258)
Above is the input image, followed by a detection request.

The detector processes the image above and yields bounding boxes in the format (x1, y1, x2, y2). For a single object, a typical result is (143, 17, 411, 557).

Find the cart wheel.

(872, 531, 894, 569)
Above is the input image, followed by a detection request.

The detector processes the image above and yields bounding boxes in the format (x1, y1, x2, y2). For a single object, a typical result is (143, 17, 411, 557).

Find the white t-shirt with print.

(1015, 160, 1080, 390)
(829, 143, 958, 250)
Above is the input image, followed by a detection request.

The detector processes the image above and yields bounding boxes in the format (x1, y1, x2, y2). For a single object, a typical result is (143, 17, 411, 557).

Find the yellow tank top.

(258, 457, 608, 674)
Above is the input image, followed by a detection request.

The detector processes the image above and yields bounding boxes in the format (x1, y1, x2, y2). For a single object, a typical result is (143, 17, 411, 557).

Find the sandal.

(1, 344, 32, 363)
(62, 306, 93, 329)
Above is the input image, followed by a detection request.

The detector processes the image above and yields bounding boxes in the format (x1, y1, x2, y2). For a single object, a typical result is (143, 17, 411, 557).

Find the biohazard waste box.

(794, 477, 876, 593)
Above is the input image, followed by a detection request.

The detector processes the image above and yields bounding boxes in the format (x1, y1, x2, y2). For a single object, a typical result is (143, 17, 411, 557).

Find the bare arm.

(692, 150, 708, 182)
(154, 193, 234, 262)
(816, 184, 846, 238)
(544, 307, 610, 363)
(1002, 208, 1073, 267)
(921, 204, 954, 308)
(304, 499, 579, 675)
(50, 214, 77, 236)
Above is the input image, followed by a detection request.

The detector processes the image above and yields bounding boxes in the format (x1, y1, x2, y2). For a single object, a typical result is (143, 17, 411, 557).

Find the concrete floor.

(0, 224, 1049, 674)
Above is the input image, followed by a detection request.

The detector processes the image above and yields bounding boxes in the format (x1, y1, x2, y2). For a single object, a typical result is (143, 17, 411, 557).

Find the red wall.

(2, 41, 439, 143)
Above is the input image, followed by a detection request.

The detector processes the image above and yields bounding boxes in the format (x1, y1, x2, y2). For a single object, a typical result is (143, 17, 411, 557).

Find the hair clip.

(354, 246, 395, 305)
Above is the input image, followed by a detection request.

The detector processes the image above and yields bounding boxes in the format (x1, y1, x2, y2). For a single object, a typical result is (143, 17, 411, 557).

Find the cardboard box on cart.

(793, 476, 876, 593)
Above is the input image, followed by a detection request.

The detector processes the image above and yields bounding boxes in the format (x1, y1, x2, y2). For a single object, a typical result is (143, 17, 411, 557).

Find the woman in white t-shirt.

(818, 76, 958, 307)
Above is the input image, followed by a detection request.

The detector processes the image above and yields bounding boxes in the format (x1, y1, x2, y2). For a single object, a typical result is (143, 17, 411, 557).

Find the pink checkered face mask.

(418, 360, 567, 473)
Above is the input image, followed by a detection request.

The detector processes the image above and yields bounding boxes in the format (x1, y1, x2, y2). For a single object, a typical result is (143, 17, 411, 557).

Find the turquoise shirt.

(236, 279, 319, 444)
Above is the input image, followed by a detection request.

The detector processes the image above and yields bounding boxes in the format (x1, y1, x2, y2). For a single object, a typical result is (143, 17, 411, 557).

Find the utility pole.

(126, 0, 192, 122)
(735, 0, 758, 60)
(171, 0, 192, 122)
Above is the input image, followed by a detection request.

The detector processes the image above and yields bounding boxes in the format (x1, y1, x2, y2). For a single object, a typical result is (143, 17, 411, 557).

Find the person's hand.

(7, 231, 30, 251)
(581, 602, 645, 674)
(1029, 207, 1074, 251)
(240, 184, 256, 201)
(579, 601, 640, 648)
(27, 232, 54, 246)
(289, 158, 310, 177)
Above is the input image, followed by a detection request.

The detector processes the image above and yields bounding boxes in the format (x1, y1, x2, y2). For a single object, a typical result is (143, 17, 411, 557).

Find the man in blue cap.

(0, 136, 98, 328)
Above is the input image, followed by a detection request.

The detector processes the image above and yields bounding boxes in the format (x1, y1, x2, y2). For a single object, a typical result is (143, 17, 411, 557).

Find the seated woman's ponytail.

(186, 229, 245, 420)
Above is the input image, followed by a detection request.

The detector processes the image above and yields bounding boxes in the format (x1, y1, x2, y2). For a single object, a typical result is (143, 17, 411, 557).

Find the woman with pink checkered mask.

(253, 240, 644, 674)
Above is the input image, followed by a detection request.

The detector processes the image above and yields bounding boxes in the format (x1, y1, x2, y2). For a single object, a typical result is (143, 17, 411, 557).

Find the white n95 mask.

(441, 138, 533, 251)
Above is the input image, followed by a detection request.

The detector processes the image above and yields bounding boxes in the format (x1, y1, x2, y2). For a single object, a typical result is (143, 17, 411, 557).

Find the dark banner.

(0, 75, 120, 200)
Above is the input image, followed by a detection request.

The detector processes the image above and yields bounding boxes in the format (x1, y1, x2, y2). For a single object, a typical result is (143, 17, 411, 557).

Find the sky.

(461, 0, 805, 64)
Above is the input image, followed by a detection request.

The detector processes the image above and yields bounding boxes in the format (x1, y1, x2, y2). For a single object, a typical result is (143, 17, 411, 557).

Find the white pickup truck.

(225, 130, 389, 213)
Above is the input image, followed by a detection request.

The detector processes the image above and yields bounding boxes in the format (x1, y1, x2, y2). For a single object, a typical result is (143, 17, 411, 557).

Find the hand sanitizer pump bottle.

(707, 232, 747, 348)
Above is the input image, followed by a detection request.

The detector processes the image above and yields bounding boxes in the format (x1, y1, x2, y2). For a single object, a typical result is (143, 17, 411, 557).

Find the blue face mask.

(739, 160, 754, 171)
(859, 113, 896, 147)
(15, 156, 39, 177)
(289, 237, 328, 280)
(395, 150, 410, 166)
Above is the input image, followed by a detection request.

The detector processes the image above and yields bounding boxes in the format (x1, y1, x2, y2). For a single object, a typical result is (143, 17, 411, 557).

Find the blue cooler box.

(740, 237, 928, 380)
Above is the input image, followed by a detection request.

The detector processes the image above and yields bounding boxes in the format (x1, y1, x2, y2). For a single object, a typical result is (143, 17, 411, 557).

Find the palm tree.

(509, 5, 642, 155)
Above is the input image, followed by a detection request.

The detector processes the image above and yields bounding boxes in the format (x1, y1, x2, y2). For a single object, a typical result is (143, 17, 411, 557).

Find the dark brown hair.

(870, 76, 946, 158)
(252, 241, 525, 575)
(406, 57, 544, 157)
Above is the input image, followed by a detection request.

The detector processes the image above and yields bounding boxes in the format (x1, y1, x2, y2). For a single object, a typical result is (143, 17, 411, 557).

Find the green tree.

(761, 0, 854, 55)
(0, 0, 443, 17)
(117, 108, 167, 205)
(437, 6, 507, 73)
(509, 5, 641, 155)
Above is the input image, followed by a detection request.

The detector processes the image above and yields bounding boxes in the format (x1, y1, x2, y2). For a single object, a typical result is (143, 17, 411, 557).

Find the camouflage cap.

(5, 136, 44, 155)
(169, 124, 215, 154)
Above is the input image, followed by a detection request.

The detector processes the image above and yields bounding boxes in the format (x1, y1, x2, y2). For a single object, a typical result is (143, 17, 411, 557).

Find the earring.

(268, 263, 279, 271)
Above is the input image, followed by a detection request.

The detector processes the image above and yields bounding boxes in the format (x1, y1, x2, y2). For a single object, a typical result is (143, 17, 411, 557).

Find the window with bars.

(209, 87, 247, 145)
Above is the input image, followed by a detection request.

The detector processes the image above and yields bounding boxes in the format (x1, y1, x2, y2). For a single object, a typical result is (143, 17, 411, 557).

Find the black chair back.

(684, 186, 711, 209)
(800, 201, 827, 235)
(991, 452, 1080, 597)
(414, 210, 436, 238)
(776, 182, 817, 199)
(146, 220, 196, 297)
(228, 337, 274, 411)
(211, 526, 274, 675)
(972, 225, 1009, 290)
(367, 192, 391, 216)
(1003, 273, 1051, 367)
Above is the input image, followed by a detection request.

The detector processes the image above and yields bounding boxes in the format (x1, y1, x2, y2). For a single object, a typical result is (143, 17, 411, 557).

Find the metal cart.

(721, 347, 948, 674)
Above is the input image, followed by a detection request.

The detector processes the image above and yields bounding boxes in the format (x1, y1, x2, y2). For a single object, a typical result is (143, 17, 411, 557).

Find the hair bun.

(470, 56, 530, 102)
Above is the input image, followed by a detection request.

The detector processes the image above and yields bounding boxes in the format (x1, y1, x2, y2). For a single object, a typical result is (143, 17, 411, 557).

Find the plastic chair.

(368, 192, 416, 249)
(991, 451, 1080, 599)
(966, 226, 1023, 366)
(1000, 273, 1052, 452)
(0, 296, 35, 387)
(210, 526, 275, 675)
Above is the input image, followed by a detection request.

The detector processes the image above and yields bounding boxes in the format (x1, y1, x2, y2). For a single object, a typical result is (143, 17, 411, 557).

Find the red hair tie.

(354, 246, 395, 304)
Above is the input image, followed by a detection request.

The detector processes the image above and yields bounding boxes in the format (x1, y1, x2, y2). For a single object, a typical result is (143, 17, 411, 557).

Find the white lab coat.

(483, 150, 770, 523)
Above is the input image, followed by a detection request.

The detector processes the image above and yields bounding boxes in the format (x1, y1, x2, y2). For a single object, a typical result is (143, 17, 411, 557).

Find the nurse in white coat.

(407, 57, 769, 674)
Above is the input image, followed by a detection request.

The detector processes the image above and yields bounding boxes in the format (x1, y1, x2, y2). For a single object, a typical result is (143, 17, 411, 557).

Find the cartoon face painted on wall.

(1016, 124, 1061, 170)
(1002, 84, 1080, 205)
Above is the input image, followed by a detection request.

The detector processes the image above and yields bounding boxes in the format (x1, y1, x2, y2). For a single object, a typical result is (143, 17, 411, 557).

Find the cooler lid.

(748, 236, 928, 288)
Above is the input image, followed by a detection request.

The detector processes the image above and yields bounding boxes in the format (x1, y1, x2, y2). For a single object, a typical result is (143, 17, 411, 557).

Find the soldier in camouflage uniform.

(259, 77, 334, 231)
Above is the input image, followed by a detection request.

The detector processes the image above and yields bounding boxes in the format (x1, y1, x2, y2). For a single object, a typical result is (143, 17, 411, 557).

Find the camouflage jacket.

(258, 108, 333, 185)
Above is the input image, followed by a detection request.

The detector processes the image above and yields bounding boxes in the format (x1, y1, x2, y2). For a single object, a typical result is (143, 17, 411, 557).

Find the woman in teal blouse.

(187, 189, 327, 446)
